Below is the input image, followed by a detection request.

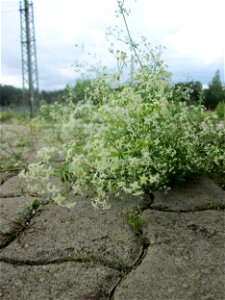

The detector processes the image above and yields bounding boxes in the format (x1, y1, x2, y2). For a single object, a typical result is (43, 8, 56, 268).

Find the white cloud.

(1, 73, 22, 87)
(1, 0, 224, 90)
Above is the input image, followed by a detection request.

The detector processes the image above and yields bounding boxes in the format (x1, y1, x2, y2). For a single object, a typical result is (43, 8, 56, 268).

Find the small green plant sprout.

(73, 252, 101, 264)
(27, 199, 42, 215)
(123, 209, 143, 234)
(206, 198, 225, 210)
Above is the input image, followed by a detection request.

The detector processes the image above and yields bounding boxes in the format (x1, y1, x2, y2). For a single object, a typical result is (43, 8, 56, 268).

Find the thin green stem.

(117, 0, 143, 69)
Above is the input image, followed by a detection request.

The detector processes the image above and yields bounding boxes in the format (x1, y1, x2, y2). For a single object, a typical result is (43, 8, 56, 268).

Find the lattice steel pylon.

(20, 0, 39, 117)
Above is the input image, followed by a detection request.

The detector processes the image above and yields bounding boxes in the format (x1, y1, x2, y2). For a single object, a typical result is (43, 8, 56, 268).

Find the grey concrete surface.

(0, 173, 16, 185)
(0, 262, 120, 300)
(0, 174, 225, 300)
(114, 210, 225, 299)
(0, 195, 144, 269)
(152, 176, 225, 211)
(0, 196, 35, 247)
(0, 176, 25, 198)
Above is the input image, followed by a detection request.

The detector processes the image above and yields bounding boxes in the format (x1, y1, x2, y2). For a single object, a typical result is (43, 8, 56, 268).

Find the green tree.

(204, 70, 225, 109)
(0, 85, 24, 106)
(174, 81, 203, 104)
(40, 89, 65, 103)
(72, 79, 93, 104)
(70, 78, 113, 106)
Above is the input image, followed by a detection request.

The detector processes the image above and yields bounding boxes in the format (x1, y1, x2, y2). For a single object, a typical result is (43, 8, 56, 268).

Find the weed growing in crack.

(27, 199, 43, 216)
(206, 199, 225, 210)
(73, 253, 101, 264)
(123, 210, 143, 235)
(19, 0, 225, 209)
(0, 213, 32, 249)
(0, 126, 34, 173)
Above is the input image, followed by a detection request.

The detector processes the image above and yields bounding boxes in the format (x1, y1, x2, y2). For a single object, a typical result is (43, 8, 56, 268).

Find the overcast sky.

(1, 0, 225, 91)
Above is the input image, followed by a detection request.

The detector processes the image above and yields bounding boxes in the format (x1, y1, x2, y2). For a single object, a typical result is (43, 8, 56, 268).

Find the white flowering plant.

(19, 0, 225, 208)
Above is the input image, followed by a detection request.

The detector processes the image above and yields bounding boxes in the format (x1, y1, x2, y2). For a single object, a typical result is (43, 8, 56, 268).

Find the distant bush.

(216, 101, 225, 120)
(0, 85, 24, 106)
(204, 71, 225, 109)
(0, 110, 28, 122)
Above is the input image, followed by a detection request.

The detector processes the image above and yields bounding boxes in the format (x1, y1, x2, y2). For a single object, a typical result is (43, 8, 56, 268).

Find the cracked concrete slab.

(0, 261, 120, 300)
(0, 172, 17, 185)
(0, 195, 144, 270)
(0, 174, 63, 198)
(113, 209, 225, 300)
(0, 175, 25, 197)
(0, 173, 224, 299)
(114, 274, 225, 300)
(152, 176, 225, 211)
(0, 196, 37, 247)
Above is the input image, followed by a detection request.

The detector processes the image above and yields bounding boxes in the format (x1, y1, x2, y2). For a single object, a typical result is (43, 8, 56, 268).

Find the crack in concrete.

(0, 254, 122, 300)
(0, 193, 24, 198)
(148, 206, 225, 213)
(108, 192, 225, 299)
(0, 173, 18, 185)
(0, 196, 153, 300)
(0, 213, 32, 249)
(1, 186, 224, 299)
(0, 193, 41, 198)
(108, 197, 153, 300)
(109, 233, 150, 300)
(0, 255, 122, 272)
(0, 199, 48, 249)
(0, 249, 134, 300)
(142, 191, 225, 213)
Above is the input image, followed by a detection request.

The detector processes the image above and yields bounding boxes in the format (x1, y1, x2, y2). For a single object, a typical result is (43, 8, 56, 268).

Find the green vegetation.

(204, 70, 225, 109)
(17, 0, 225, 209)
(0, 110, 29, 122)
(210, 172, 225, 190)
(0, 84, 66, 111)
(73, 253, 101, 264)
(124, 210, 143, 234)
(70, 79, 93, 104)
(40, 89, 66, 103)
(0, 85, 24, 106)
(216, 101, 225, 120)
(0, 1, 222, 206)
(174, 81, 203, 104)
(0, 125, 33, 173)
(27, 199, 43, 216)
(0, 150, 24, 173)
(206, 199, 225, 210)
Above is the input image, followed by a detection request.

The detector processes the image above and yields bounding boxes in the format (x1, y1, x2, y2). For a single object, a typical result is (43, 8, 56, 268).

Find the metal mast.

(20, 0, 39, 117)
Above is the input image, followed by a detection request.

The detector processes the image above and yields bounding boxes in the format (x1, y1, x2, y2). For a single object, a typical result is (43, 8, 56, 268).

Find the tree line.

(1, 70, 224, 110)
(174, 70, 225, 109)
(0, 86, 65, 107)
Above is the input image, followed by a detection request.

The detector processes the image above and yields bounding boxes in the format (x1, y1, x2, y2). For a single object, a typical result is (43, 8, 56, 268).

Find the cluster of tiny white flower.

(19, 7, 225, 208)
